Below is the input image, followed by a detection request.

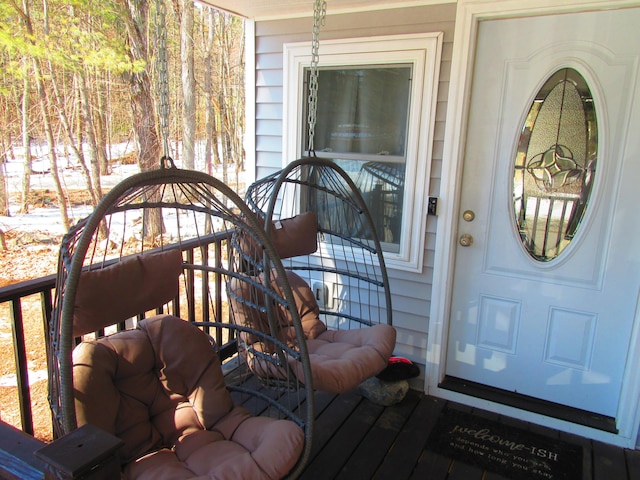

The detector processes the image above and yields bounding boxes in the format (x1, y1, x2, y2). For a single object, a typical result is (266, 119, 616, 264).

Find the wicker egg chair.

(48, 164, 313, 480)
(238, 157, 396, 394)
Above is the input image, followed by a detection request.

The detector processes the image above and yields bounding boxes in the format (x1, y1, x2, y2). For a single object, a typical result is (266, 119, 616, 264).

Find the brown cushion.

(73, 315, 304, 479)
(228, 269, 327, 351)
(73, 250, 183, 337)
(237, 211, 318, 261)
(229, 269, 397, 393)
(268, 211, 318, 259)
(302, 324, 397, 393)
(124, 414, 303, 480)
(73, 315, 232, 462)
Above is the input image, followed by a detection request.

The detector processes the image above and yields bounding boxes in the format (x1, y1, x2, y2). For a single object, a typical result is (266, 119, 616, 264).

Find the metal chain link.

(155, 0, 172, 164)
(306, 0, 326, 155)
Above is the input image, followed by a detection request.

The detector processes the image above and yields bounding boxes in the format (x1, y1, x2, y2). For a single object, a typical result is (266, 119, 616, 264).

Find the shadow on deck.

(2, 385, 640, 479)
(296, 389, 640, 480)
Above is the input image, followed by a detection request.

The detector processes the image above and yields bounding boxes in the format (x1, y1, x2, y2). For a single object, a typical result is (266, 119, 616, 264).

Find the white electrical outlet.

(312, 281, 333, 309)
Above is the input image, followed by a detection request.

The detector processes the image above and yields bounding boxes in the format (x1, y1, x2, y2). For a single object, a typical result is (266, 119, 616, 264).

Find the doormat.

(425, 407, 583, 480)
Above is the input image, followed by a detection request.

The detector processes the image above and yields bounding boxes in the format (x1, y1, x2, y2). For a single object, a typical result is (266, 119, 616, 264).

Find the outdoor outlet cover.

(312, 282, 331, 309)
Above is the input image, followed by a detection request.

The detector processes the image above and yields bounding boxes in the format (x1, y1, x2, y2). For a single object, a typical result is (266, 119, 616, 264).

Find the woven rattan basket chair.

(48, 165, 313, 479)
(239, 157, 396, 394)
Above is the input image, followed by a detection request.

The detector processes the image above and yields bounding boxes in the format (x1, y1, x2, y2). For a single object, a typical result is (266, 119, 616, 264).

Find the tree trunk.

(180, 0, 195, 169)
(1, 98, 11, 217)
(122, 0, 163, 238)
(77, 69, 103, 202)
(19, 60, 32, 214)
(203, 7, 215, 176)
(93, 69, 110, 176)
(48, 63, 100, 208)
(0, 149, 8, 217)
(33, 56, 70, 230)
(218, 16, 229, 185)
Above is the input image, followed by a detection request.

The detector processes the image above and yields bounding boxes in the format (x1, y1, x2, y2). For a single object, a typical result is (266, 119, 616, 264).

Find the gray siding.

(252, 3, 456, 373)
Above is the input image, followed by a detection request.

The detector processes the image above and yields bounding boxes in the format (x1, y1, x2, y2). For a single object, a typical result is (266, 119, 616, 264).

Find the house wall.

(252, 3, 456, 377)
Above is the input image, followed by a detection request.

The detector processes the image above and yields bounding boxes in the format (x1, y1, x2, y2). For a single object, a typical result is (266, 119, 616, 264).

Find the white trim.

(210, 0, 451, 22)
(283, 33, 443, 273)
(427, 0, 640, 448)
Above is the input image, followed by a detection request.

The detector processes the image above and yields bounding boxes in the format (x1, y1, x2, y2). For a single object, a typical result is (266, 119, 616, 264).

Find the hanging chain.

(306, 0, 326, 155)
(155, 0, 172, 165)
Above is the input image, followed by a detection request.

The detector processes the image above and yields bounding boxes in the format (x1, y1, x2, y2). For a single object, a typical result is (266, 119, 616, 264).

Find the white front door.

(444, 7, 640, 420)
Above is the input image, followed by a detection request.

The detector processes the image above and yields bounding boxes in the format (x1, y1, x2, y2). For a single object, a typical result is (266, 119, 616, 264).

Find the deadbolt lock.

(463, 210, 475, 222)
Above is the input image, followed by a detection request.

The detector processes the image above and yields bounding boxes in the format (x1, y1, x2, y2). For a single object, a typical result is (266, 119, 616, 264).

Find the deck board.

(370, 394, 445, 480)
(334, 391, 420, 480)
(307, 398, 385, 479)
(592, 440, 628, 479)
(409, 451, 452, 480)
(626, 448, 640, 478)
(298, 388, 638, 480)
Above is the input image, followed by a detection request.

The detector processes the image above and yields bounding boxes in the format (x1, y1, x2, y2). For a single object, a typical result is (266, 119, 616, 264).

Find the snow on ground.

(1, 141, 247, 237)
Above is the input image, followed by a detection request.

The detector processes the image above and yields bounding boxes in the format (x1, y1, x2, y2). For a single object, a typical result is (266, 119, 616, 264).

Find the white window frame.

(283, 33, 443, 272)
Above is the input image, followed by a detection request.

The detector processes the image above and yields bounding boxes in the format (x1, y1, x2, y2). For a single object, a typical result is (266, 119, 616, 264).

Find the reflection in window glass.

(304, 66, 412, 253)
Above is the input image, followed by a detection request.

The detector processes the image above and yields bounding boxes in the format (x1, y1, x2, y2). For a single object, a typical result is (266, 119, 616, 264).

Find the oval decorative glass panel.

(513, 68, 597, 262)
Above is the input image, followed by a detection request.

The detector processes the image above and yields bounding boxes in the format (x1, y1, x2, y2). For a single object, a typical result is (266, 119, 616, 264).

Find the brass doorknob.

(463, 210, 475, 222)
(459, 234, 473, 247)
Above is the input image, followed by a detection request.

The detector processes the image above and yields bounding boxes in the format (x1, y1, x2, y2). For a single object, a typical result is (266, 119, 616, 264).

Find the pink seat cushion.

(229, 269, 396, 393)
(303, 324, 396, 393)
(73, 315, 303, 479)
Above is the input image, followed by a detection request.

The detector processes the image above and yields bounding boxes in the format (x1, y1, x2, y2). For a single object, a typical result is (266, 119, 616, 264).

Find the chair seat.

(124, 410, 303, 480)
(230, 268, 397, 394)
(302, 324, 396, 393)
(73, 315, 304, 480)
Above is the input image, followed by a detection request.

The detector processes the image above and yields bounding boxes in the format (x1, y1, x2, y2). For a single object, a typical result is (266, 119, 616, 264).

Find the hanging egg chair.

(48, 165, 314, 479)
(236, 157, 397, 394)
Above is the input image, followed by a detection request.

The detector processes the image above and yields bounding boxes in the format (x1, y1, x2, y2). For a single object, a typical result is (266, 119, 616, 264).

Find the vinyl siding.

(251, 3, 456, 376)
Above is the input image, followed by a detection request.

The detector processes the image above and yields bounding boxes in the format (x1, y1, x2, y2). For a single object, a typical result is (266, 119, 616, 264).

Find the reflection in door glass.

(513, 68, 597, 261)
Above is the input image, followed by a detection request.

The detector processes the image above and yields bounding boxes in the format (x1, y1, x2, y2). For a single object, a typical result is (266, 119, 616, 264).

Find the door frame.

(427, 0, 640, 448)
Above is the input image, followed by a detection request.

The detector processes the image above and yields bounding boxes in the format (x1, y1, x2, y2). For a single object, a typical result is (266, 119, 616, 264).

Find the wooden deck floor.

(298, 388, 640, 480)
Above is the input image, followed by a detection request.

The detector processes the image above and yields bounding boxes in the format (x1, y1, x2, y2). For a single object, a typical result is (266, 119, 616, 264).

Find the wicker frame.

(246, 157, 393, 331)
(48, 166, 314, 479)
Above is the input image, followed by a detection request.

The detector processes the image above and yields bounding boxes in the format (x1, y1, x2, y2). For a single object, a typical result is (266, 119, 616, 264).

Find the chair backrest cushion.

(228, 269, 327, 352)
(237, 211, 318, 261)
(268, 211, 318, 259)
(73, 250, 183, 337)
(72, 315, 233, 463)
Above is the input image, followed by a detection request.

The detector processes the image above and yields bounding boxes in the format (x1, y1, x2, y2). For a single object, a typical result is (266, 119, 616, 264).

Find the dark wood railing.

(0, 274, 55, 438)
(0, 230, 234, 439)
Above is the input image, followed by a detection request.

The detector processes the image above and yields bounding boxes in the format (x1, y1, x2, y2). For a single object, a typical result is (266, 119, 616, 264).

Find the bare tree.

(121, 0, 163, 237)
(19, 56, 32, 214)
(180, 0, 195, 169)
(202, 7, 219, 175)
(76, 69, 103, 202)
(121, 0, 161, 173)
(0, 140, 9, 218)
(216, 13, 244, 187)
(10, 0, 71, 228)
(48, 66, 101, 208)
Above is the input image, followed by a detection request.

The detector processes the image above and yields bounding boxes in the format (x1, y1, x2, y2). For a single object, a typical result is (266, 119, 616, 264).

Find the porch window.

(284, 34, 443, 272)
(302, 65, 411, 253)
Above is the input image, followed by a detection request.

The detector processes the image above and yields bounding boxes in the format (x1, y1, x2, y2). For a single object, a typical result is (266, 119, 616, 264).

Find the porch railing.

(0, 230, 236, 438)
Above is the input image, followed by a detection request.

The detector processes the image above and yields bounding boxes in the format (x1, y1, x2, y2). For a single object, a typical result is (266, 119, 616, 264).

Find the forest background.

(0, 0, 245, 439)
(0, 0, 245, 255)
